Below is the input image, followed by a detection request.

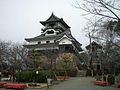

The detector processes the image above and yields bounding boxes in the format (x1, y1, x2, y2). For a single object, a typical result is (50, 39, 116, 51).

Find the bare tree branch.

(73, 0, 120, 19)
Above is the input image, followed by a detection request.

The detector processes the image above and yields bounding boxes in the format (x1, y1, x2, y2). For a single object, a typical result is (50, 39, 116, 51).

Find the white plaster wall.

(45, 33, 56, 36)
(50, 40, 55, 43)
(35, 46, 59, 50)
(59, 38, 72, 45)
(27, 39, 55, 45)
(41, 40, 55, 44)
(41, 40, 46, 44)
(28, 41, 37, 45)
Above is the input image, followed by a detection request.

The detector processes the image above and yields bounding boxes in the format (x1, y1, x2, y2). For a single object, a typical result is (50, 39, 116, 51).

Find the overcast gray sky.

(0, 0, 89, 48)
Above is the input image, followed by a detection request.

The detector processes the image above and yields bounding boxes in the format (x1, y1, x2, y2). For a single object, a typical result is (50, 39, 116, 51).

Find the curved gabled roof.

(45, 13, 60, 22)
(40, 13, 70, 28)
(25, 29, 71, 42)
(86, 41, 102, 50)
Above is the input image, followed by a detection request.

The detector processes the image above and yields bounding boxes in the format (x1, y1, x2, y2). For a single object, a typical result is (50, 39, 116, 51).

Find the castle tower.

(24, 13, 83, 70)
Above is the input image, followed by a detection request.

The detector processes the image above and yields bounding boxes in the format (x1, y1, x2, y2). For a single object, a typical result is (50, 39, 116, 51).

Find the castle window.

(38, 41, 41, 44)
(47, 30, 54, 34)
(46, 41, 50, 43)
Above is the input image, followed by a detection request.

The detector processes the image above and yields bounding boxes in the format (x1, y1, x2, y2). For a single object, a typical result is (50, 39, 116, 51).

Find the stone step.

(77, 70, 86, 77)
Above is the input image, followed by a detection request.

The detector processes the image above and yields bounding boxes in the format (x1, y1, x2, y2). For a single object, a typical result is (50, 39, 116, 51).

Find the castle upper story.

(24, 13, 83, 53)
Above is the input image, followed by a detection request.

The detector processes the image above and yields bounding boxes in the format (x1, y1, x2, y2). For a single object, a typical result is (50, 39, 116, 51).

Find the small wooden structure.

(86, 41, 103, 75)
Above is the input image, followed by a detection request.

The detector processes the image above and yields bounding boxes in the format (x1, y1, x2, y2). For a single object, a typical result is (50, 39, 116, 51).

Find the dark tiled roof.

(72, 39, 83, 51)
(25, 29, 72, 42)
(45, 13, 60, 22)
(40, 13, 70, 28)
(86, 41, 102, 49)
(25, 35, 61, 42)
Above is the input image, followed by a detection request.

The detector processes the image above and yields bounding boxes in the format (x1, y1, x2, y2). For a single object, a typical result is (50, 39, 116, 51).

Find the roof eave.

(40, 19, 71, 29)
(60, 18, 71, 28)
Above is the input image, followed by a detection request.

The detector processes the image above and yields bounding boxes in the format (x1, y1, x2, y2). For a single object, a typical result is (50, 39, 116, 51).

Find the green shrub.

(57, 71, 66, 76)
(35, 71, 47, 83)
(15, 71, 46, 83)
(95, 75, 102, 81)
(15, 69, 79, 83)
(16, 71, 33, 82)
(107, 74, 115, 85)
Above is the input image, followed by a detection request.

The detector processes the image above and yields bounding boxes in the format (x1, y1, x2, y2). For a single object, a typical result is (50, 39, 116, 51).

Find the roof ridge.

(46, 13, 60, 22)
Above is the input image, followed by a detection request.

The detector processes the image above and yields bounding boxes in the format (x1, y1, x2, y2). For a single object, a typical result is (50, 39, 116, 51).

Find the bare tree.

(0, 40, 28, 72)
(9, 43, 28, 71)
(27, 49, 42, 69)
(0, 40, 11, 80)
(56, 53, 76, 70)
(74, 0, 120, 35)
(73, 0, 120, 74)
(74, 0, 120, 19)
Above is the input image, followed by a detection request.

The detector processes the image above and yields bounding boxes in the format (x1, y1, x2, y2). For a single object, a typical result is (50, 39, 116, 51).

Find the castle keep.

(24, 13, 83, 70)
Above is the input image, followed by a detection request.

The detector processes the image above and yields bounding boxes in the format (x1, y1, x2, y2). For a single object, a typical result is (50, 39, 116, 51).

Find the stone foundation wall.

(28, 49, 82, 70)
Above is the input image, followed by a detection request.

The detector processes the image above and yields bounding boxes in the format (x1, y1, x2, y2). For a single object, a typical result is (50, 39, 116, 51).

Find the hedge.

(16, 71, 33, 83)
(15, 70, 55, 83)
(15, 69, 77, 83)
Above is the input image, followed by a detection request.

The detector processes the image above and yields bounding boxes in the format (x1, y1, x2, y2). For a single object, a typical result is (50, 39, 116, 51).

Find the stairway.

(77, 70, 86, 77)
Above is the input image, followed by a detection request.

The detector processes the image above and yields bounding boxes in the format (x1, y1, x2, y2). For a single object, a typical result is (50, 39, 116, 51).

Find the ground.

(0, 77, 119, 90)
